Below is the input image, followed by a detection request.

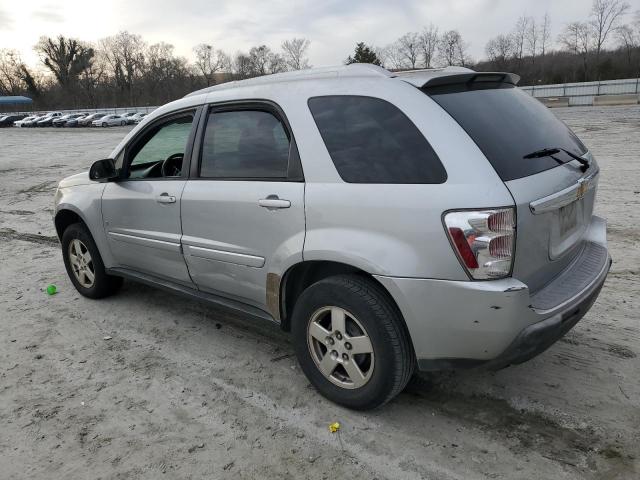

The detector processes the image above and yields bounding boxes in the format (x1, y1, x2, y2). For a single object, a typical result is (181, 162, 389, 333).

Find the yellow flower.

(329, 422, 340, 433)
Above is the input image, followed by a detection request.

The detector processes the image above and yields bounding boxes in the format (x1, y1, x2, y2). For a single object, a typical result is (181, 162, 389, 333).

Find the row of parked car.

(0, 111, 148, 128)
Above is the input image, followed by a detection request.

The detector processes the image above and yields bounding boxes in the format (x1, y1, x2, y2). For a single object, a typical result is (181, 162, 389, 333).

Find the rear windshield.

(426, 84, 587, 181)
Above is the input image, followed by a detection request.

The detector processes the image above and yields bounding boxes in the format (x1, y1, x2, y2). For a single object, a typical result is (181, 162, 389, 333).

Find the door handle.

(156, 193, 176, 204)
(258, 195, 291, 209)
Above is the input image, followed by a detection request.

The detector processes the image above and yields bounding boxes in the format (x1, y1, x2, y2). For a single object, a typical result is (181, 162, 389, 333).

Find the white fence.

(521, 78, 640, 106)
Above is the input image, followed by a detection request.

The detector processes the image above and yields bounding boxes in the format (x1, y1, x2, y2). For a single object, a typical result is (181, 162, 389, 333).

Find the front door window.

(125, 113, 195, 179)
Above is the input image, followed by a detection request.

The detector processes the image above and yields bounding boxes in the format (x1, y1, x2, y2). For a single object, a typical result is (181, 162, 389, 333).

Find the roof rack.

(185, 63, 393, 97)
(184, 64, 520, 97)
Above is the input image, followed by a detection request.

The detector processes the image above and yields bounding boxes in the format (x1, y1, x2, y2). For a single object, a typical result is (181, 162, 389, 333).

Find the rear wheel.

(61, 223, 122, 299)
(102, 122, 107, 127)
(292, 274, 415, 410)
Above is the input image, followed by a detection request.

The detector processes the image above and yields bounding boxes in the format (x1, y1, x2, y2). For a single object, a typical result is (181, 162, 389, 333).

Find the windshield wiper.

(523, 147, 590, 172)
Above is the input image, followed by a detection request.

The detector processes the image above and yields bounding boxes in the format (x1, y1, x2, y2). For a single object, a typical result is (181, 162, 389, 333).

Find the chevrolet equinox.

(53, 64, 611, 409)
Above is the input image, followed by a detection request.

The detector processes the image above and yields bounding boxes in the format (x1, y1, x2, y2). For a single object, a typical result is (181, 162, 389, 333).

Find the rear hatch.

(423, 77, 597, 292)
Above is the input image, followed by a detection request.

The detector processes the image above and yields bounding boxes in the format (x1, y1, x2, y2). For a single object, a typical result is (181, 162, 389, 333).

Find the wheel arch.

(277, 260, 409, 337)
(54, 206, 104, 251)
(54, 208, 87, 240)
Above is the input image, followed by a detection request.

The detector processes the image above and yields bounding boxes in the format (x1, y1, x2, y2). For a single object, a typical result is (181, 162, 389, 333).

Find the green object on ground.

(46, 284, 57, 295)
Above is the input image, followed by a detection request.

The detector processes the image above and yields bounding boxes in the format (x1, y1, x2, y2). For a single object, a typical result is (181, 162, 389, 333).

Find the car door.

(101, 108, 200, 286)
(181, 102, 305, 312)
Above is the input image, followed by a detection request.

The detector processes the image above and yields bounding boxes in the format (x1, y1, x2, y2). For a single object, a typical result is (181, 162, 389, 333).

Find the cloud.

(0, 0, 604, 69)
(31, 7, 64, 23)
(0, 6, 12, 29)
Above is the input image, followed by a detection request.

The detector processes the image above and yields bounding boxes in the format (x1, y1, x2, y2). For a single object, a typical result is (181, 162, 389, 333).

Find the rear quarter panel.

(287, 78, 515, 279)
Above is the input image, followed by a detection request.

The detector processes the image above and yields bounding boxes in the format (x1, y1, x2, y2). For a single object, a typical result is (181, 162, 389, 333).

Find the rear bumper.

(484, 254, 610, 370)
(375, 215, 610, 371)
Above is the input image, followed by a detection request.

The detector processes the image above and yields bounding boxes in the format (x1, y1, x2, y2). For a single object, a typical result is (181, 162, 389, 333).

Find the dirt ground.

(0, 106, 638, 479)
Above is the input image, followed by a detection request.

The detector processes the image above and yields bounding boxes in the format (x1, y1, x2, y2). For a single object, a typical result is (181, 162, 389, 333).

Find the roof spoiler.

(397, 69, 520, 89)
(427, 72, 520, 88)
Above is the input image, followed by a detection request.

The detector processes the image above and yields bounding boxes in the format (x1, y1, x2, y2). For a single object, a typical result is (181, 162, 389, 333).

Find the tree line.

(356, 0, 638, 85)
(0, 34, 311, 110)
(1, 0, 639, 111)
(479, 0, 639, 84)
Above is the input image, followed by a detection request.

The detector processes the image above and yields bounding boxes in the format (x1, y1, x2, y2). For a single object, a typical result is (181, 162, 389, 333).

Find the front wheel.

(292, 274, 415, 410)
(61, 223, 122, 299)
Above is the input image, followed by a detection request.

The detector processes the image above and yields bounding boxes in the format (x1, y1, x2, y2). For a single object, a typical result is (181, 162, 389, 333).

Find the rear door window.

(308, 95, 446, 184)
(199, 110, 290, 179)
(426, 84, 587, 181)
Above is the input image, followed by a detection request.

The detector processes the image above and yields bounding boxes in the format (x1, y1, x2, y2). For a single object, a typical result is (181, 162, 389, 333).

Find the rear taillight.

(443, 208, 516, 279)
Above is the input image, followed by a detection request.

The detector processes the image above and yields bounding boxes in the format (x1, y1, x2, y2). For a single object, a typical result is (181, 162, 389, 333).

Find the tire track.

(0, 228, 59, 246)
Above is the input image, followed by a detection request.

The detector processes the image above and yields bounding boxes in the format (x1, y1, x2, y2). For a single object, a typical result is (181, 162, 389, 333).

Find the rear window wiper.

(523, 147, 589, 172)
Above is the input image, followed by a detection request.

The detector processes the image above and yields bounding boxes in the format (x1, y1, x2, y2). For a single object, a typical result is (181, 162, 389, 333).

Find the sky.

(0, 0, 623, 72)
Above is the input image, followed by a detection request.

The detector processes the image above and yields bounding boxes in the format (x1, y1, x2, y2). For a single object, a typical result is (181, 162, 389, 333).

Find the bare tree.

(485, 34, 515, 69)
(232, 45, 287, 77)
(78, 48, 106, 107)
(34, 35, 94, 88)
(534, 12, 553, 79)
(233, 52, 253, 79)
(438, 30, 469, 67)
(373, 46, 390, 69)
(526, 17, 539, 65)
(193, 43, 230, 86)
(146, 43, 177, 80)
(513, 16, 531, 68)
(456, 37, 472, 67)
(248, 45, 271, 76)
(0, 49, 24, 94)
(438, 31, 458, 66)
(144, 42, 190, 102)
(616, 23, 638, 68)
(396, 32, 420, 69)
(558, 22, 586, 54)
(540, 12, 552, 58)
(267, 52, 287, 74)
(590, 0, 630, 66)
(419, 24, 439, 68)
(281, 38, 311, 70)
(99, 31, 146, 104)
(379, 42, 405, 70)
(559, 22, 593, 80)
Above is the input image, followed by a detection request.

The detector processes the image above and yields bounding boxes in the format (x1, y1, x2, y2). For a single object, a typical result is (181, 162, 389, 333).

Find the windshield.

(425, 84, 587, 181)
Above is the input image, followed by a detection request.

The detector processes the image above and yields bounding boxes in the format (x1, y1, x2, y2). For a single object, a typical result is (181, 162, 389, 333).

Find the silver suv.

(54, 65, 611, 409)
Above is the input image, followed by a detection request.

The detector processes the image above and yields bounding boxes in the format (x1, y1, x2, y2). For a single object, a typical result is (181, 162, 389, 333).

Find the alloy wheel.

(68, 239, 95, 288)
(307, 306, 375, 389)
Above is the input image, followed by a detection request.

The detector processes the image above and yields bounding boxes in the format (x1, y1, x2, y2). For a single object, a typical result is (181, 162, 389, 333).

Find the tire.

(291, 274, 415, 410)
(102, 122, 107, 127)
(120, 121, 125, 126)
(61, 223, 122, 299)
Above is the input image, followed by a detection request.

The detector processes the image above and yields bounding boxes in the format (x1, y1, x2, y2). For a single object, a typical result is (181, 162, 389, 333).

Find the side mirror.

(89, 158, 118, 182)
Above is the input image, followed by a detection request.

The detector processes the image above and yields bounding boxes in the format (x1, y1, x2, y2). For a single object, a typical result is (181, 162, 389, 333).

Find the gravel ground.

(0, 107, 639, 479)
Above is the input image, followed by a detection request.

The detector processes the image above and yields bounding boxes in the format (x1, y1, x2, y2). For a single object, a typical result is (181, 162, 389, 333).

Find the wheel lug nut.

(327, 337, 335, 345)
(330, 350, 338, 359)
(335, 332, 342, 340)
(345, 342, 352, 350)
(342, 353, 349, 361)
